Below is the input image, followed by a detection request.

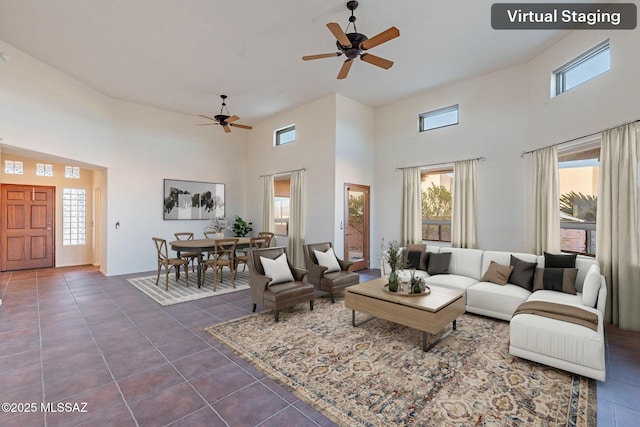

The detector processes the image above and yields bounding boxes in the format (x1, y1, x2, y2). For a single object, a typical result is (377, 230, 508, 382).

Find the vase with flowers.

(207, 217, 228, 238)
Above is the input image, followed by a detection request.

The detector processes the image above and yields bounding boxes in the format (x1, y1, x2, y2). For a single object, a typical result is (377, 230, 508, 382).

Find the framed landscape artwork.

(163, 179, 225, 220)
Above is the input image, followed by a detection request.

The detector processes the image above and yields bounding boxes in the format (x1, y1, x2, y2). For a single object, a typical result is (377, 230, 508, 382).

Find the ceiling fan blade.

(326, 22, 352, 47)
(360, 26, 400, 50)
(198, 114, 218, 122)
(197, 123, 220, 126)
(360, 53, 394, 70)
(230, 123, 253, 130)
(337, 59, 353, 80)
(302, 52, 342, 61)
(223, 125, 232, 133)
(226, 115, 239, 123)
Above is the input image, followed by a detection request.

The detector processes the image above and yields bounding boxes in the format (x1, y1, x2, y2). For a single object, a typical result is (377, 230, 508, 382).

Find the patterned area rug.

(127, 269, 249, 306)
(205, 298, 596, 426)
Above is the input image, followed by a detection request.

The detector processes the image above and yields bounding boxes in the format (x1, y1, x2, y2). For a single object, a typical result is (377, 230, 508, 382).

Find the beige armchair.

(303, 242, 359, 303)
(248, 247, 315, 322)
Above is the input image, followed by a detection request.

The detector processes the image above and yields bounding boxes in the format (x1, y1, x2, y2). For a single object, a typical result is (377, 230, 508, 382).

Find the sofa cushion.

(314, 248, 341, 274)
(441, 248, 484, 280)
(467, 282, 531, 320)
(260, 253, 294, 285)
(544, 252, 577, 268)
(480, 261, 513, 285)
(574, 256, 599, 293)
(526, 289, 584, 306)
(425, 274, 478, 292)
(581, 264, 601, 308)
(427, 252, 451, 275)
(510, 310, 604, 372)
(533, 268, 577, 295)
(509, 255, 537, 291)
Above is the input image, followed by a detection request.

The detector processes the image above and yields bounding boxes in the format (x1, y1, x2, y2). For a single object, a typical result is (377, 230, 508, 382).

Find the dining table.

(169, 237, 251, 288)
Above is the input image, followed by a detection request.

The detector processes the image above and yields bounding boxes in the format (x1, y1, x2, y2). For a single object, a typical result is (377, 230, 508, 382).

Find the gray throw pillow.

(544, 252, 577, 268)
(509, 255, 537, 291)
(427, 252, 451, 275)
(532, 267, 578, 295)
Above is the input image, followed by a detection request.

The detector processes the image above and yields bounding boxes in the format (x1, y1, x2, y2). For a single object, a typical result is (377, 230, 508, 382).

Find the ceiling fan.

(198, 95, 253, 133)
(302, 1, 399, 80)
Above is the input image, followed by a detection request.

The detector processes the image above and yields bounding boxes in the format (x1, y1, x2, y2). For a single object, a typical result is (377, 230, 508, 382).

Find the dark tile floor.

(1, 266, 638, 426)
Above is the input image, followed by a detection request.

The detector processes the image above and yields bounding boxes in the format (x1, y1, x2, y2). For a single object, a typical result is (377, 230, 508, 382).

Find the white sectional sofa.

(383, 245, 607, 381)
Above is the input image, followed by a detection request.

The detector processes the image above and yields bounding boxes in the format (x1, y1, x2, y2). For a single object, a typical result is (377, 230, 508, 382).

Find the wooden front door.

(344, 183, 370, 271)
(1, 184, 55, 271)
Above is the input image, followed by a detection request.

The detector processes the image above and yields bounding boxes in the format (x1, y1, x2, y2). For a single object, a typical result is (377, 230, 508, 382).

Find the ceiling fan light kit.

(302, 0, 399, 79)
(198, 95, 253, 133)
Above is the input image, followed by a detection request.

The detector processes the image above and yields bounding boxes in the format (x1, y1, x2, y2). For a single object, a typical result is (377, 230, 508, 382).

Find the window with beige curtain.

(596, 123, 640, 330)
(451, 160, 477, 249)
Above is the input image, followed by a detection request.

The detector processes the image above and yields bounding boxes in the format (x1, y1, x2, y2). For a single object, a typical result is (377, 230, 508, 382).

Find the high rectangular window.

(421, 169, 454, 242)
(62, 188, 87, 246)
(555, 40, 610, 95)
(419, 105, 459, 132)
(275, 125, 295, 146)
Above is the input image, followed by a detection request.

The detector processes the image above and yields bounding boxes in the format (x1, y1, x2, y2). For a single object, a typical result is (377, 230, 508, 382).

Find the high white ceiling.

(0, 0, 585, 123)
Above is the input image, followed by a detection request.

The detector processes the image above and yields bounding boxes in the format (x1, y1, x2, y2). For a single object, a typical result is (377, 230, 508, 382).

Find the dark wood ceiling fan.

(198, 95, 253, 133)
(302, 1, 399, 79)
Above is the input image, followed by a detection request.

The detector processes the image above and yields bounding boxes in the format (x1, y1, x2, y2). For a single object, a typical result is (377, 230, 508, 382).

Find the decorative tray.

(383, 283, 431, 297)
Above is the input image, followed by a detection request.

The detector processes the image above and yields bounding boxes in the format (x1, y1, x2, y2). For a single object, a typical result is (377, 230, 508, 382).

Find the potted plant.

(410, 270, 427, 294)
(232, 215, 253, 237)
(384, 240, 402, 292)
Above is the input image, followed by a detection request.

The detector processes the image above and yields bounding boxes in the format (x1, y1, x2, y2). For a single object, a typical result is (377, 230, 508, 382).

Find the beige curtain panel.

(401, 167, 422, 247)
(288, 169, 305, 268)
(534, 146, 560, 255)
(596, 123, 640, 330)
(451, 159, 477, 249)
(262, 174, 275, 235)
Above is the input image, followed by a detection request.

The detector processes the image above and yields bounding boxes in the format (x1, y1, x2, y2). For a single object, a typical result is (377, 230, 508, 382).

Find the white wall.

(334, 94, 375, 260)
(4, 24, 639, 274)
(374, 64, 530, 264)
(245, 95, 337, 251)
(0, 39, 248, 275)
(372, 27, 640, 267)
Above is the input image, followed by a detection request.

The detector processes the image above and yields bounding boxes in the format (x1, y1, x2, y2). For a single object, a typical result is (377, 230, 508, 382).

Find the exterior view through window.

(558, 144, 600, 256)
(421, 169, 453, 242)
(274, 176, 290, 235)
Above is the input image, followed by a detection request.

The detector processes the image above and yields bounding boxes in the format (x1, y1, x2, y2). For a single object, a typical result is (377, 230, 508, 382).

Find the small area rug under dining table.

(205, 298, 596, 426)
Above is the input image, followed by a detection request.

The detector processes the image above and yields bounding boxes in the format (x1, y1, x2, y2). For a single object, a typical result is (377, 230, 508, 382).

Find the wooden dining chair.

(152, 237, 189, 290)
(201, 238, 238, 290)
(257, 231, 275, 247)
(174, 232, 198, 272)
(235, 236, 268, 272)
(203, 231, 221, 259)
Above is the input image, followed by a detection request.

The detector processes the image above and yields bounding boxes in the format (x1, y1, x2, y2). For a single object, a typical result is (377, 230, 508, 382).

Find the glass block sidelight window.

(554, 40, 610, 95)
(62, 188, 87, 246)
(419, 105, 459, 132)
(65, 166, 80, 178)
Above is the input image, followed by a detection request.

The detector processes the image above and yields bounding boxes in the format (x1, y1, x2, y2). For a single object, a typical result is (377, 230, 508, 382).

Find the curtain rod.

(396, 156, 485, 171)
(520, 119, 640, 157)
(259, 167, 305, 179)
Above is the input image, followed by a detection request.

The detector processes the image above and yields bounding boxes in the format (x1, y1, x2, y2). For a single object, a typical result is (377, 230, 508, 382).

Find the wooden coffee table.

(344, 277, 465, 351)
